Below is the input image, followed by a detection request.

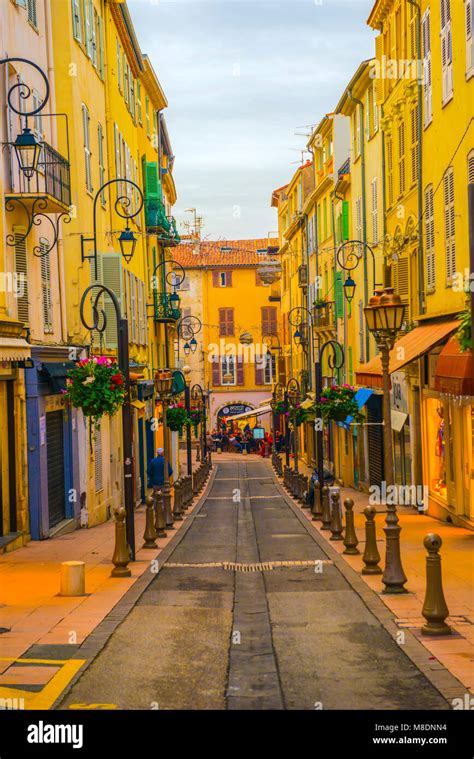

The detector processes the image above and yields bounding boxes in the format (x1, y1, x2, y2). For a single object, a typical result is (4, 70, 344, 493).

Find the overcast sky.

(128, 0, 375, 240)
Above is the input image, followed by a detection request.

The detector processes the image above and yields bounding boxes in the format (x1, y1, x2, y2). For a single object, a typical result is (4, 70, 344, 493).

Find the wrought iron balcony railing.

(312, 301, 335, 330)
(6, 140, 71, 211)
(153, 292, 181, 323)
(145, 198, 181, 246)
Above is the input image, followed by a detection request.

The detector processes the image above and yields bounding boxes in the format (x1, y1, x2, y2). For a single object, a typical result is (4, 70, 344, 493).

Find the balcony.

(316, 155, 334, 188)
(145, 198, 181, 246)
(6, 141, 71, 213)
(153, 292, 181, 323)
(312, 301, 335, 330)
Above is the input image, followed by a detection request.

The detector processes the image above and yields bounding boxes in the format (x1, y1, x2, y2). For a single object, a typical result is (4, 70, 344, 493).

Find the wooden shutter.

(410, 106, 418, 186)
(82, 104, 92, 192)
(422, 9, 433, 126)
(137, 278, 144, 345)
(130, 273, 137, 343)
(443, 167, 456, 281)
(72, 0, 82, 40)
(236, 357, 244, 385)
(211, 356, 220, 386)
(41, 247, 53, 333)
(27, 0, 37, 27)
(441, 0, 453, 103)
(342, 200, 349, 240)
(334, 271, 343, 319)
(255, 361, 264, 385)
(14, 228, 29, 324)
(261, 306, 277, 335)
(393, 256, 410, 324)
(145, 161, 161, 199)
(467, 0, 474, 74)
(102, 253, 123, 348)
(212, 271, 219, 287)
(219, 308, 234, 336)
(226, 270, 232, 287)
(425, 185, 435, 292)
(398, 122, 405, 196)
(387, 135, 394, 207)
(371, 178, 378, 244)
(374, 35, 384, 104)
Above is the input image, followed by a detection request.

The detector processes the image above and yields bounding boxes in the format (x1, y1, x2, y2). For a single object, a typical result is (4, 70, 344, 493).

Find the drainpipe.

(407, 0, 425, 316)
(347, 90, 369, 361)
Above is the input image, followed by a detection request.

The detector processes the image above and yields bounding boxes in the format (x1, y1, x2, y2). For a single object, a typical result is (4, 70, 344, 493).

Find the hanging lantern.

(119, 225, 138, 263)
(13, 127, 42, 179)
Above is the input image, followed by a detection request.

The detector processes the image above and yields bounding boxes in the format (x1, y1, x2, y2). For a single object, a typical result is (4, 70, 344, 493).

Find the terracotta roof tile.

(174, 238, 279, 268)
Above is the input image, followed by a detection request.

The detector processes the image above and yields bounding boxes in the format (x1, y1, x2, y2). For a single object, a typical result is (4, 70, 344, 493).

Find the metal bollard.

(343, 497, 359, 555)
(142, 496, 157, 549)
(111, 507, 131, 577)
(173, 479, 183, 521)
(362, 506, 382, 575)
(421, 534, 451, 636)
(153, 488, 167, 538)
(320, 485, 332, 530)
(300, 475, 309, 508)
(312, 480, 323, 521)
(329, 490, 343, 540)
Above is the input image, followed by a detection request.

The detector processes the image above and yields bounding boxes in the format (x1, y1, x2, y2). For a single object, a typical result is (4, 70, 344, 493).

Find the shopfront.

(390, 371, 412, 491)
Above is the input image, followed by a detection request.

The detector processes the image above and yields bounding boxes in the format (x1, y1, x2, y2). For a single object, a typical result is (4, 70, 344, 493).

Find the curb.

(53, 463, 219, 710)
(268, 461, 467, 707)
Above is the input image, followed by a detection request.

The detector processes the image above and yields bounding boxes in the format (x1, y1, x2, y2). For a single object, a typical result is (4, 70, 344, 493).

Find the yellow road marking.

(0, 657, 86, 710)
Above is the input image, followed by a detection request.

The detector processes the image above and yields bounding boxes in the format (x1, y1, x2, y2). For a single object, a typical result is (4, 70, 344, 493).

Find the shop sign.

(391, 372, 409, 414)
(217, 404, 254, 418)
(45, 395, 65, 413)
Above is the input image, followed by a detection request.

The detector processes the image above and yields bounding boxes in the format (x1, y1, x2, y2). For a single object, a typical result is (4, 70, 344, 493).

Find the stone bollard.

(329, 490, 343, 541)
(60, 561, 85, 596)
(173, 479, 183, 521)
(153, 488, 167, 538)
(362, 506, 382, 575)
(312, 480, 322, 521)
(343, 497, 359, 555)
(320, 485, 332, 530)
(181, 476, 189, 511)
(142, 496, 157, 549)
(111, 507, 131, 578)
(421, 534, 451, 636)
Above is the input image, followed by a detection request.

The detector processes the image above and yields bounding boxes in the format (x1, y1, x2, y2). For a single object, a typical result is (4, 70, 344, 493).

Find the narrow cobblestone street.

(59, 460, 448, 710)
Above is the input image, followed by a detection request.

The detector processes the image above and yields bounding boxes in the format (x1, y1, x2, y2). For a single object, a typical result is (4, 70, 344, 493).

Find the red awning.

(434, 336, 474, 396)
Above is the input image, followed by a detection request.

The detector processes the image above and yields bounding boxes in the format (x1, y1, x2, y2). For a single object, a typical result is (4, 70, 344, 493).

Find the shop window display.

(425, 398, 449, 501)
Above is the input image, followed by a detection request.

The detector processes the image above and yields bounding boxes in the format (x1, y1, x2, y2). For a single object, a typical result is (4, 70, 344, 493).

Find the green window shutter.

(102, 253, 123, 348)
(334, 270, 344, 319)
(144, 161, 161, 199)
(342, 200, 349, 240)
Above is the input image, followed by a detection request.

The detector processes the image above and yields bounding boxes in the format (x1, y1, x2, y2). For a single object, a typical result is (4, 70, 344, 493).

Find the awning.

(0, 337, 31, 362)
(336, 388, 373, 429)
(355, 321, 458, 388)
(391, 409, 408, 433)
(227, 405, 272, 421)
(41, 361, 75, 392)
(434, 336, 474, 396)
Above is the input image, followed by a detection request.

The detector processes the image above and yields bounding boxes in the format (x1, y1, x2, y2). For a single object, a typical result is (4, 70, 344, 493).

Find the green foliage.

(65, 356, 126, 428)
(316, 384, 364, 423)
(456, 307, 472, 353)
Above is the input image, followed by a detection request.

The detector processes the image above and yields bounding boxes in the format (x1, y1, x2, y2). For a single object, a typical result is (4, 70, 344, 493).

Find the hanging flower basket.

(64, 356, 126, 430)
(189, 408, 205, 437)
(316, 384, 363, 424)
(166, 403, 190, 433)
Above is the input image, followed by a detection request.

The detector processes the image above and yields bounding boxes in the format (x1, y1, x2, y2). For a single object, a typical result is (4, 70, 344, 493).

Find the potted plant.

(456, 306, 472, 352)
(64, 356, 126, 433)
(166, 402, 190, 433)
(316, 384, 364, 423)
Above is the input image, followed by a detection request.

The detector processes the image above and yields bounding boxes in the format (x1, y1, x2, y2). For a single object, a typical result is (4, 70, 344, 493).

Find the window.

(94, 9, 104, 76)
(32, 91, 43, 141)
(371, 178, 378, 245)
(353, 107, 361, 158)
(137, 81, 142, 124)
(387, 135, 394, 206)
(373, 81, 379, 132)
(27, 0, 37, 28)
(441, 0, 453, 103)
(212, 270, 232, 287)
(72, 0, 82, 41)
(130, 77, 136, 120)
(84, 0, 94, 60)
(425, 185, 435, 292)
(469, 149, 474, 184)
(221, 356, 236, 385)
(355, 196, 362, 241)
(219, 308, 234, 337)
(14, 229, 29, 324)
(98, 123, 105, 203)
(116, 40, 122, 91)
(443, 167, 456, 281)
(410, 106, 418, 186)
(422, 9, 433, 126)
(398, 122, 405, 196)
(145, 96, 150, 136)
(467, 0, 474, 76)
(40, 245, 53, 333)
(263, 353, 276, 385)
(82, 104, 92, 192)
(261, 306, 277, 335)
(123, 56, 129, 105)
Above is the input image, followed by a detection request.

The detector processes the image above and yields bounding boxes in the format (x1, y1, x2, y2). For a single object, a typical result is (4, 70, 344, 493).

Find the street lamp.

(286, 378, 301, 473)
(364, 286, 407, 594)
(191, 383, 206, 463)
(177, 315, 202, 360)
(81, 179, 144, 279)
(314, 339, 344, 512)
(154, 369, 175, 529)
(0, 57, 50, 179)
(80, 284, 136, 560)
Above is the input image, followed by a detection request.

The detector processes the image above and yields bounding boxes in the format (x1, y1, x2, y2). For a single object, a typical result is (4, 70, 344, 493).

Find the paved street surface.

(60, 460, 448, 710)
